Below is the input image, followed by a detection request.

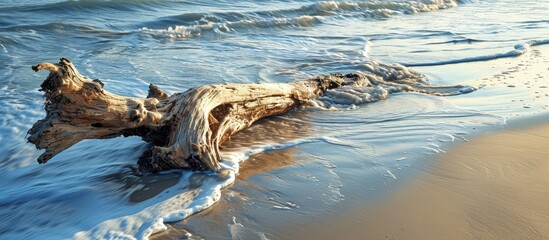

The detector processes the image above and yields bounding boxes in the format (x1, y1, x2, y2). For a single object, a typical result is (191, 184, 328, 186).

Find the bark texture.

(28, 58, 472, 172)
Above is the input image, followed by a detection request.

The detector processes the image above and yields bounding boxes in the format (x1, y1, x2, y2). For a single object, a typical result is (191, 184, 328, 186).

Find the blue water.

(0, 0, 548, 239)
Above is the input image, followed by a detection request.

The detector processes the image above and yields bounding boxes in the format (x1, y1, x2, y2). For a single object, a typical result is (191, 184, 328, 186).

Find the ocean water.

(0, 0, 548, 239)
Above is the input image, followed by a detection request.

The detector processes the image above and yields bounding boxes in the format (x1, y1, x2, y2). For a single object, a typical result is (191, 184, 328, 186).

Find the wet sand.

(284, 121, 549, 240)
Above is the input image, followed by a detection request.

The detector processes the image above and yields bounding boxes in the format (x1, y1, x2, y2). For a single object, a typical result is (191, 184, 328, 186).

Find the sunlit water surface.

(0, 0, 548, 239)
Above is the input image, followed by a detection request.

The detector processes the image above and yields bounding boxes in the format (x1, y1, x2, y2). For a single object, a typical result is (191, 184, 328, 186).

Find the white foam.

(74, 136, 338, 239)
(308, 61, 476, 110)
(139, 0, 459, 39)
(309, 0, 458, 15)
(74, 171, 232, 240)
(139, 15, 324, 39)
(140, 25, 198, 39)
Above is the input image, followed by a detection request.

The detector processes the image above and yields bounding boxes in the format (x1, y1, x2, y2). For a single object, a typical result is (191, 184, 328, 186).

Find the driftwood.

(28, 58, 473, 172)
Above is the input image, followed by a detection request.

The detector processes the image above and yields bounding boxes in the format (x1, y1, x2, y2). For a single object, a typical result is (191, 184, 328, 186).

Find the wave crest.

(305, 0, 457, 15)
(140, 15, 324, 39)
(140, 0, 459, 39)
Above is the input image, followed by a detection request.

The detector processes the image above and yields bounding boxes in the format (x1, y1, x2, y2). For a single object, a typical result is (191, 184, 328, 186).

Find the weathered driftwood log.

(28, 58, 473, 172)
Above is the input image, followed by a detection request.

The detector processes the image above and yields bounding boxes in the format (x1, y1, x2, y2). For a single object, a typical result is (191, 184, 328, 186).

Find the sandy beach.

(2, 0, 549, 238)
(283, 120, 549, 240)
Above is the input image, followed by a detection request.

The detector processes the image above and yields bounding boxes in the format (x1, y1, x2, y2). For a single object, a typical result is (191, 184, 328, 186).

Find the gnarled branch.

(28, 58, 474, 172)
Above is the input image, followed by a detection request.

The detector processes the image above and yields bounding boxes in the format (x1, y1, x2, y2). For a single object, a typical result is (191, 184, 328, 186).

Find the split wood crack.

(28, 58, 473, 172)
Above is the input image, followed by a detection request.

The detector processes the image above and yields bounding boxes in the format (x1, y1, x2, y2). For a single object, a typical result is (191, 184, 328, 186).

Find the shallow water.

(0, 0, 548, 239)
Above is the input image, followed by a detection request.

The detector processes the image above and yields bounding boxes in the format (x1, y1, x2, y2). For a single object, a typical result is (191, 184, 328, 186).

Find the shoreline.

(282, 121, 549, 240)
(152, 39, 549, 240)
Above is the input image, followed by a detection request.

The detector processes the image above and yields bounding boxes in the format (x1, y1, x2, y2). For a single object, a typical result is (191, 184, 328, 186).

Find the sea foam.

(74, 136, 338, 239)
(139, 0, 460, 39)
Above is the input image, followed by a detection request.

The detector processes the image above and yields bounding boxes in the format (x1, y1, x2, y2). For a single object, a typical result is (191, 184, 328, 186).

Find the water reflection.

(102, 165, 182, 203)
(224, 110, 314, 180)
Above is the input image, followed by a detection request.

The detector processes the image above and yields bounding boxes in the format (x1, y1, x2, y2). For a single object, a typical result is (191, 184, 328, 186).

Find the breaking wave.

(140, 15, 324, 39)
(140, 0, 460, 39)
